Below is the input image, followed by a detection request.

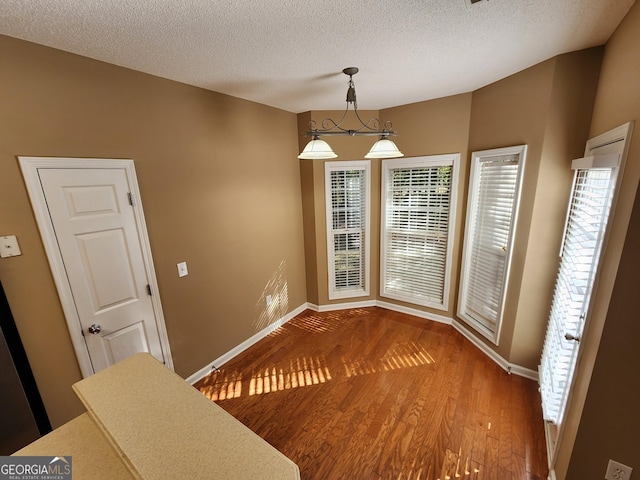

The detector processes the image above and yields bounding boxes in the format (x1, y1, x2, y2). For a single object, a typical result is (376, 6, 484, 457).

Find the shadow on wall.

(253, 260, 290, 332)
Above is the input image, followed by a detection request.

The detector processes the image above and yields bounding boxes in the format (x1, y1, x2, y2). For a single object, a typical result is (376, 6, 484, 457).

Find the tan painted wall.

(555, 2, 640, 478)
(0, 35, 307, 428)
(509, 49, 603, 368)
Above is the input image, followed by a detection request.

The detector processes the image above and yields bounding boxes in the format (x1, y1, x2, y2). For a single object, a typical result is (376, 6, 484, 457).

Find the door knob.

(88, 324, 102, 335)
(564, 333, 580, 342)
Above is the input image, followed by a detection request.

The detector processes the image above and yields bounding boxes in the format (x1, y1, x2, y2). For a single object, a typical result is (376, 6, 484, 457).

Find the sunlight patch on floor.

(199, 371, 243, 401)
(250, 356, 332, 395)
(436, 447, 481, 480)
(343, 341, 435, 378)
(286, 308, 373, 334)
(198, 355, 333, 400)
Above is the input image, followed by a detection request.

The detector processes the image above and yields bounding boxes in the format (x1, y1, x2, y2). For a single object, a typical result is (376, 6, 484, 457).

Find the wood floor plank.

(194, 307, 548, 480)
(401, 369, 435, 428)
(470, 459, 485, 480)
(398, 440, 434, 480)
(511, 377, 528, 459)
(447, 358, 475, 453)
(439, 448, 459, 479)
(457, 425, 476, 475)
(513, 453, 527, 480)
(499, 407, 513, 473)
(376, 420, 415, 478)
(487, 364, 507, 439)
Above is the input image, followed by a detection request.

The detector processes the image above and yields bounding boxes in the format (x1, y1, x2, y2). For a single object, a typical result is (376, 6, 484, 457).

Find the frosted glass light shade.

(364, 138, 404, 159)
(298, 138, 337, 159)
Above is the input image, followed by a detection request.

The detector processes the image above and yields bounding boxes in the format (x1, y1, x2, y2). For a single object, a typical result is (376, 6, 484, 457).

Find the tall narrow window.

(380, 154, 460, 310)
(325, 161, 370, 299)
(458, 145, 527, 344)
(537, 120, 632, 436)
(539, 162, 617, 427)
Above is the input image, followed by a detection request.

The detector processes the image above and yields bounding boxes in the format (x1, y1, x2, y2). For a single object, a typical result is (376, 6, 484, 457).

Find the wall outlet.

(606, 459, 633, 480)
(177, 261, 188, 277)
(266, 295, 273, 306)
(0, 235, 22, 258)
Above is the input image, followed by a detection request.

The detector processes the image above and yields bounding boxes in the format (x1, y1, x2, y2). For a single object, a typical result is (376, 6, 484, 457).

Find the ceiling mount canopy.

(298, 68, 404, 160)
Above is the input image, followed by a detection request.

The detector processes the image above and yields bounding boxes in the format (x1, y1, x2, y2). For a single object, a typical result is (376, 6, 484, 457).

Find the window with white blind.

(539, 163, 617, 427)
(539, 142, 626, 431)
(380, 155, 460, 310)
(325, 161, 370, 300)
(458, 145, 527, 344)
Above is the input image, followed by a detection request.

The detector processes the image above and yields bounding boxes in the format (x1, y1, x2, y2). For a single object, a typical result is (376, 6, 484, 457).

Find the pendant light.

(298, 67, 403, 160)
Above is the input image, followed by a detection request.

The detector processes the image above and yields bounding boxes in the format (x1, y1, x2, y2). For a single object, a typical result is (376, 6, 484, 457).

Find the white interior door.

(19, 158, 172, 377)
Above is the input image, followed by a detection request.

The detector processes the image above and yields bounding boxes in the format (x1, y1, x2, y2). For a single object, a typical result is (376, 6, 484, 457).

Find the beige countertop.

(13, 413, 138, 480)
(73, 353, 300, 480)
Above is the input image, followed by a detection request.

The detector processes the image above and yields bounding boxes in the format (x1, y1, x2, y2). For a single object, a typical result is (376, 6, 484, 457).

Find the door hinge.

(146, 284, 152, 296)
(128, 192, 135, 206)
(81, 328, 85, 337)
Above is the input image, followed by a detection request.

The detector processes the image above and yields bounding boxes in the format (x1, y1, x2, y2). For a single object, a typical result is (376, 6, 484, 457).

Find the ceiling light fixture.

(298, 67, 404, 160)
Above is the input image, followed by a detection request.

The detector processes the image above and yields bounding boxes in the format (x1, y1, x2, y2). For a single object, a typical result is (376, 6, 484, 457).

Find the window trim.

(380, 154, 460, 311)
(324, 160, 371, 300)
(457, 145, 527, 345)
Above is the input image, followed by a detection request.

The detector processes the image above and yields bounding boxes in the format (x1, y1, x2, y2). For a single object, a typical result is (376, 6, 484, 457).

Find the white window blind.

(539, 164, 618, 425)
(380, 155, 459, 310)
(458, 146, 526, 343)
(325, 161, 370, 299)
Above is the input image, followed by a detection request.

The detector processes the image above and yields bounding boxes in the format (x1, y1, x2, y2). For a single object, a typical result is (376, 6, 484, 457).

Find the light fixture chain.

(304, 68, 396, 138)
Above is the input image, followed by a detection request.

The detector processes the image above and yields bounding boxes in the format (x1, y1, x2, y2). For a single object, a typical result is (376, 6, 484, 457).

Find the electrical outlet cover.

(0, 235, 22, 258)
(605, 459, 633, 480)
(177, 261, 188, 277)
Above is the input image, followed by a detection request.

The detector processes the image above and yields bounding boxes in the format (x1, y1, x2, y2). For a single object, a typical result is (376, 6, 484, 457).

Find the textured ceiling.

(0, 0, 635, 113)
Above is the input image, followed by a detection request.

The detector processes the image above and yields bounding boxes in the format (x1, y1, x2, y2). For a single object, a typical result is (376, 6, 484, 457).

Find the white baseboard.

(307, 300, 377, 312)
(187, 300, 538, 385)
(376, 300, 453, 325)
(186, 303, 308, 385)
(508, 362, 539, 381)
(308, 299, 451, 325)
(452, 319, 539, 381)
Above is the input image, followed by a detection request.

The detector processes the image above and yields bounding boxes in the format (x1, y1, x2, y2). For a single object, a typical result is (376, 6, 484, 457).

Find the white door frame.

(19, 157, 173, 377)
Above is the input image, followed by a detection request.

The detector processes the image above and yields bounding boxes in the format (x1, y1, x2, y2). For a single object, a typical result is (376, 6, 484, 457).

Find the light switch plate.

(0, 235, 22, 258)
(177, 261, 188, 277)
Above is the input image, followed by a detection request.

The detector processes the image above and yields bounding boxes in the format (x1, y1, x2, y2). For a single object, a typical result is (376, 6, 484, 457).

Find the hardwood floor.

(195, 307, 548, 480)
